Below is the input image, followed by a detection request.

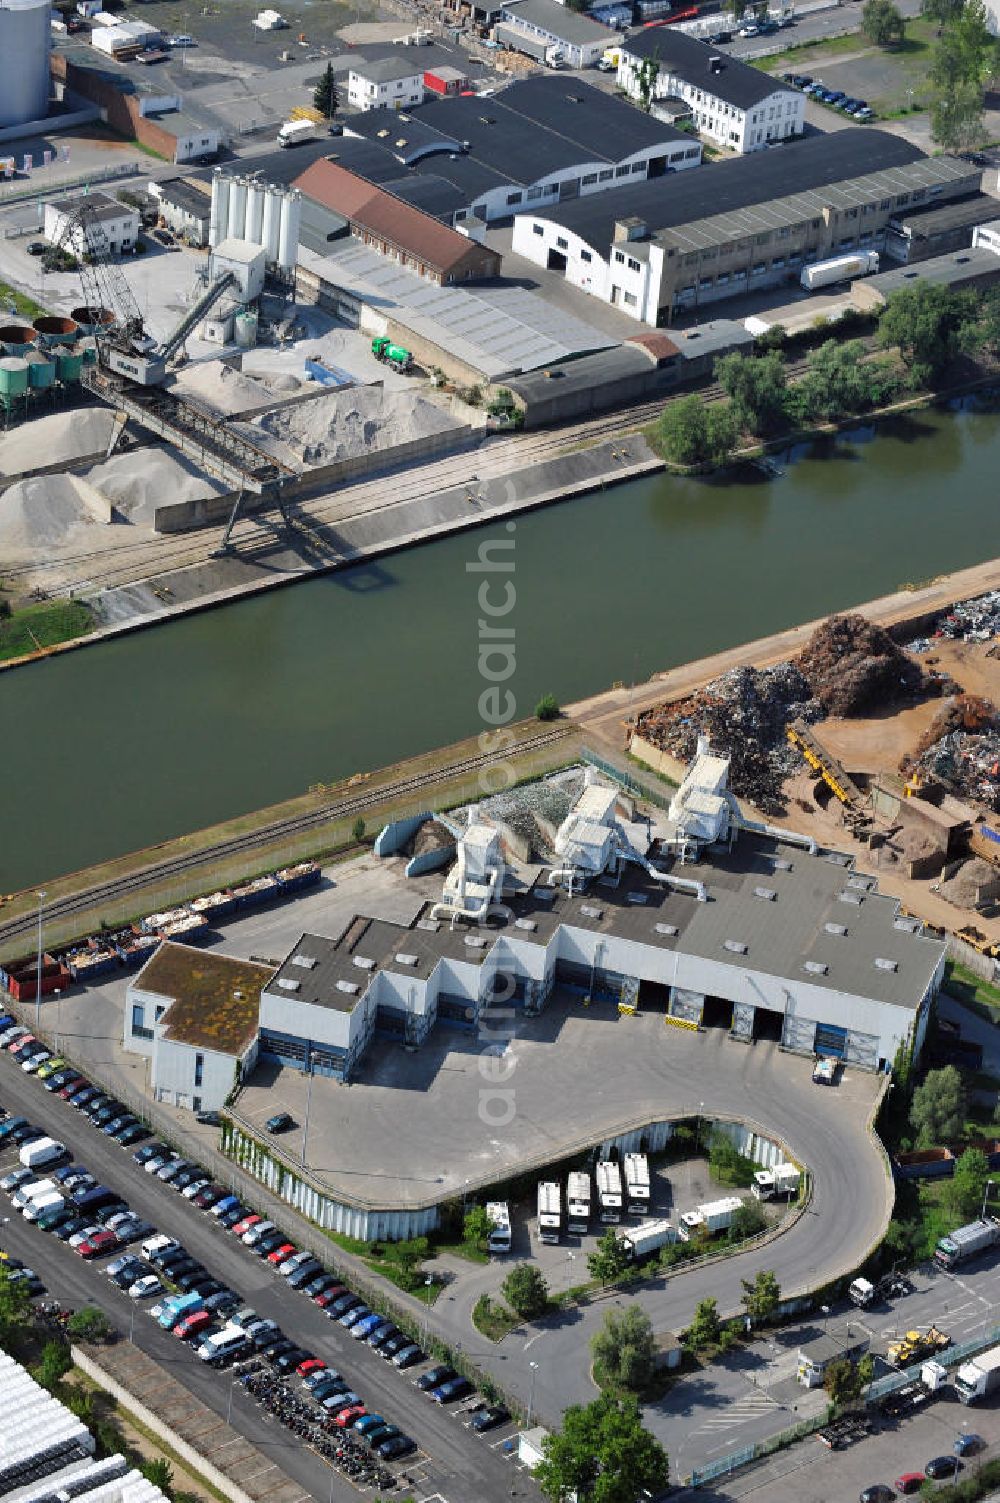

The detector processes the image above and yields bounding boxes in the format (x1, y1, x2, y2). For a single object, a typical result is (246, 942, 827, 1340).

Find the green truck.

(371, 336, 414, 373)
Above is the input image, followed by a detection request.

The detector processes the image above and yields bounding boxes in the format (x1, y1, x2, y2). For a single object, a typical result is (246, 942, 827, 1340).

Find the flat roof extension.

(134, 942, 273, 1055)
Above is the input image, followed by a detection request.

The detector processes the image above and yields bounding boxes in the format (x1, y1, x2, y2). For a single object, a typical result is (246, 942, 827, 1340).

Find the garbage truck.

(751, 1164, 800, 1201)
(934, 1218, 1000, 1271)
(954, 1344, 1000, 1404)
(619, 1219, 676, 1261)
(371, 336, 414, 373)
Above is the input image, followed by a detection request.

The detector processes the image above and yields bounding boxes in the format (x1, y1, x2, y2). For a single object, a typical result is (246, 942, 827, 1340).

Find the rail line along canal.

(2, 400, 1000, 890)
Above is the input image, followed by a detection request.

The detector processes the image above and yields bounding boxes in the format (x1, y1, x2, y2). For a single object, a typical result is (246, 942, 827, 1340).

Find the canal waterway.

(3, 402, 999, 889)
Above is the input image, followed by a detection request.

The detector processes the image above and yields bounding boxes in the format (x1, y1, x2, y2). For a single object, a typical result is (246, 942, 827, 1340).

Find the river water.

(2, 402, 999, 889)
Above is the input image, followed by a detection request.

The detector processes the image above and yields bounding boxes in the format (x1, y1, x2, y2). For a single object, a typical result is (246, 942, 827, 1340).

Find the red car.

(314, 1285, 347, 1308)
(175, 1310, 213, 1341)
(334, 1405, 366, 1427)
(232, 1214, 261, 1237)
(77, 1229, 117, 1258)
(59, 1076, 87, 1098)
(9, 1033, 36, 1052)
(895, 1476, 926, 1496)
(297, 1357, 326, 1378)
(267, 1242, 296, 1265)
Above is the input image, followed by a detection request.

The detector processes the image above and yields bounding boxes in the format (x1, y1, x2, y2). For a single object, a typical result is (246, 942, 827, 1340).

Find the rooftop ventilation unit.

(803, 960, 829, 975)
(839, 891, 863, 906)
(278, 978, 300, 992)
(353, 956, 375, 971)
(874, 957, 898, 972)
(336, 980, 360, 995)
(826, 852, 851, 867)
(417, 918, 440, 931)
(772, 858, 793, 871)
(754, 886, 777, 901)
(656, 922, 679, 937)
(292, 955, 317, 969)
(894, 917, 922, 933)
(395, 953, 419, 967)
(515, 918, 537, 931)
(848, 875, 874, 891)
(825, 922, 848, 936)
(465, 935, 487, 949)
(580, 905, 603, 919)
(724, 939, 748, 954)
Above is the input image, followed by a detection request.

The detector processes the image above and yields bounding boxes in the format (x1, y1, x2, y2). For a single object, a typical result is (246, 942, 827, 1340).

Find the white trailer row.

(567, 1171, 591, 1234)
(596, 1159, 623, 1223)
(537, 1181, 562, 1244)
(624, 1152, 650, 1214)
(678, 1195, 743, 1242)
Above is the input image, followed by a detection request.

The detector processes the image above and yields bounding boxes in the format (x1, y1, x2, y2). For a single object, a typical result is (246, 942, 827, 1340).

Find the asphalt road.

(0, 1057, 534, 1503)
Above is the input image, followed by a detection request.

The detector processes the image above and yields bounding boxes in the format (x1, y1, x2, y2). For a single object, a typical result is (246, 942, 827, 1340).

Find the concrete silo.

(0, 0, 52, 129)
(277, 190, 301, 271)
(227, 178, 247, 242)
(261, 186, 282, 264)
(209, 171, 230, 250)
(246, 182, 265, 249)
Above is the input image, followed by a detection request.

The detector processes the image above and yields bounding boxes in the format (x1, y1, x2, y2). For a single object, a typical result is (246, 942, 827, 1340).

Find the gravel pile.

(82, 446, 225, 527)
(254, 386, 464, 467)
(0, 473, 106, 561)
(0, 408, 115, 479)
(170, 361, 284, 417)
(940, 857, 998, 908)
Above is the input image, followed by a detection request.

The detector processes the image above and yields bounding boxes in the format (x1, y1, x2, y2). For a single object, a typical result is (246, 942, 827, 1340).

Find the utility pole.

(34, 890, 46, 1031)
(526, 1360, 539, 1429)
(301, 1052, 314, 1168)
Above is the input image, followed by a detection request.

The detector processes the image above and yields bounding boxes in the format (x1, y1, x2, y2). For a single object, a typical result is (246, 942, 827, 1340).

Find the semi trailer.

(624, 1153, 650, 1214)
(751, 1164, 800, 1201)
(537, 1181, 562, 1244)
(596, 1160, 623, 1223)
(567, 1171, 591, 1234)
(954, 1345, 1000, 1404)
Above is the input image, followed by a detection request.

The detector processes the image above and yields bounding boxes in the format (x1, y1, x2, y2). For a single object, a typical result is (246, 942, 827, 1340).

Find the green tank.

(55, 346, 84, 384)
(0, 356, 29, 397)
(25, 352, 55, 389)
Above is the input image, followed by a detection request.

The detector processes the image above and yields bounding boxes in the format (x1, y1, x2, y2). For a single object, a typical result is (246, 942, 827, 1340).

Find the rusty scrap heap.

(793, 613, 926, 718)
(906, 695, 1000, 812)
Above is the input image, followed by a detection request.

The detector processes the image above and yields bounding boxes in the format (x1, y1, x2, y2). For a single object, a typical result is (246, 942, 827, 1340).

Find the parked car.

(925, 1457, 961, 1480)
(392, 1344, 424, 1368)
(288, 1258, 324, 1288)
(195, 1110, 221, 1126)
(267, 1242, 297, 1266)
(279, 1250, 315, 1278)
(175, 1309, 213, 1339)
(954, 1433, 984, 1456)
(193, 1184, 224, 1208)
(472, 1405, 510, 1431)
(378, 1435, 416, 1460)
(265, 1112, 294, 1134)
(334, 1405, 366, 1427)
(130, 1274, 164, 1300)
(78, 1228, 117, 1258)
(859, 1488, 895, 1503)
(417, 1365, 455, 1391)
(432, 1376, 473, 1404)
(1, 1167, 35, 1193)
(895, 1477, 926, 1496)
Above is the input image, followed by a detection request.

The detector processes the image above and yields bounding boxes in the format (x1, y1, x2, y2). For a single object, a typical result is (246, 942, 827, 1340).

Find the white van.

(23, 1190, 65, 1223)
(12, 1177, 56, 1210)
(198, 1325, 249, 1365)
(19, 1137, 66, 1170)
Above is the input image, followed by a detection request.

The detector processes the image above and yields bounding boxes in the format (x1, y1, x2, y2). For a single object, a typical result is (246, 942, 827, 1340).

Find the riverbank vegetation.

(653, 283, 1000, 470)
(0, 594, 95, 663)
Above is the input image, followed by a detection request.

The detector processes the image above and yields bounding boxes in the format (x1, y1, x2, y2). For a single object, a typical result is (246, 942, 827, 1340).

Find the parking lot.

(0, 1023, 538, 1503)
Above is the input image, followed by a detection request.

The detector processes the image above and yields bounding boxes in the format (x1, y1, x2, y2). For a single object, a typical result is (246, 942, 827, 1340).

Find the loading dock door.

(814, 1022, 847, 1058)
(844, 1028, 879, 1071)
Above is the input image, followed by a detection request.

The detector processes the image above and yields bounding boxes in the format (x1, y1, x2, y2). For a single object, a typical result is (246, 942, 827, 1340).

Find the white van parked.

(19, 1137, 67, 1170)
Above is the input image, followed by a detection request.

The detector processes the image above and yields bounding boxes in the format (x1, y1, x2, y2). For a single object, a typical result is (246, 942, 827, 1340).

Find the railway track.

(0, 725, 574, 950)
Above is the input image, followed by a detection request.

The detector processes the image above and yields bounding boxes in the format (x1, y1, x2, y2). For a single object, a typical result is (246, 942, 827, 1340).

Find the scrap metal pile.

(904, 695, 1000, 812)
(908, 590, 1000, 651)
(636, 663, 821, 814)
(793, 613, 926, 717)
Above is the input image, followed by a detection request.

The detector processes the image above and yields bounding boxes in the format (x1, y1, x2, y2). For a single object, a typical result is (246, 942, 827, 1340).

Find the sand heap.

(82, 445, 225, 528)
(0, 408, 116, 481)
(254, 385, 464, 467)
(170, 362, 284, 418)
(939, 857, 998, 909)
(0, 473, 109, 562)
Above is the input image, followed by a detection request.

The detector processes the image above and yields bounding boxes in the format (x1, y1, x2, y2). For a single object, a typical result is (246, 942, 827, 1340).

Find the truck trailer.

(954, 1344, 1000, 1404)
(800, 250, 879, 291)
(619, 1218, 676, 1261)
(934, 1218, 1000, 1270)
(277, 118, 317, 147)
(537, 1181, 562, 1244)
(567, 1171, 591, 1234)
(596, 1160, 623, 1223)
(751, 1164, 800, 1201)
(623, 1153, 650, 1214)
(678, 1195, 743, 1242)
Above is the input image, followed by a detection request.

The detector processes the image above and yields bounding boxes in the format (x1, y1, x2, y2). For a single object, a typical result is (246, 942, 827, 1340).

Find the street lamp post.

(526, 1360, 539, 1429)
(697, 1100, 705, 1150)
(982, 1179, 995, 1221)
(422, 1275, 434, 1347)
(54, 990, 61, 1054)
(301, 1052, 314, 1168)
(34, 890, 46, 1031)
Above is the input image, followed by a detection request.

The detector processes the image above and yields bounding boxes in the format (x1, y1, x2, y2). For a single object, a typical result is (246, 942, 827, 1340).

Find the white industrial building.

(123, 944, 272, 1112)
(497, 0, 611, 68)
(43, 191, 139, 257)
(347, 56, 425, 113)
(617, 28, 803, 153)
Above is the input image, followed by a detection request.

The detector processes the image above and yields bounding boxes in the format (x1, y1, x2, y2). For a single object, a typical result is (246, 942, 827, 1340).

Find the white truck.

(597, 45, 621, 71)
(596, 1160, 623, 1223)
(954, 1344, 1000, 1404)
(934, 1217, 1000, 1271)
(277, 118, 317, 148)
(751, 1163, 800, 1201)
(849, 1276, 877, 1308)
(678, 1195, 743, 1242)
(12, 1177, 57, 1211)
(567, 1171, 591, 1235)
(486, 1201, 511, 1254)
(544, 44, 566, 68)
(800, 250, 879, 292)
(619, 1218, 676, 1261)
(19, 1137, 66, 1170)
(624, 1153, 650, 1214)
(537, 1181, 562, 1245)
(23, 1190, 65, 1223)
(812, 1056, 837, 1085)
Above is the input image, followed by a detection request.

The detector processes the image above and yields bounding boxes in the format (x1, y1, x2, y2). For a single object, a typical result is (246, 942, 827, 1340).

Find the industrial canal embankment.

(1, 400, 999, 889)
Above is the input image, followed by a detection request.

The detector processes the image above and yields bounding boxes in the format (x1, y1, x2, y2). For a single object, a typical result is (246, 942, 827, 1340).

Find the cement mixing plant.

(0, 0, 52, 128)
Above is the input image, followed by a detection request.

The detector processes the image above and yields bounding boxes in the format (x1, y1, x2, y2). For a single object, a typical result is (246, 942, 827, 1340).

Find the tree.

(502, 1263, 549, 1319)
(793, 339, 899, 423)
(930, 78, 987, 151)
(591, 1306, 657, 1392)
(32, 1341, 71, 1391)
(863, 0, 905, 44)
(587, 1228, 631, 1284)
(686, 1297, 721, 1351)
(928, 0, 998, 149)
(730, 1201, 767, 1242)
(714, 350, 788, 435)
(908, 1064, 967, 1146)
(949, 1146, 991, 1220)
(823, 1353, 874, 1405)
(740, 1268, 780, 1326)
(66, 1306, 111, 1343)
(635, 55, 661, 113)
(0, 1265, 30, 1347)
(313, 61, 339, 120)
(922, 0, 965, 24)
(659, 395, 736, 467)
(535, 693, 560, 721)
(536, 1393, 669, 1503)
(140, 1460, 174, 1494)
(351, 816, 366, 843)
(463, 1204, 495, 1250)
(878, 285, 976, 387)
(704, 403, 738, 465)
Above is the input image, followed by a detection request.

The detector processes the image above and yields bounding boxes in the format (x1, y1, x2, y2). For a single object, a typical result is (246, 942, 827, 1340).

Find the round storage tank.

(262, 189, 281, 264)
(0, 324, 35, 354)
(228, 179, 247, 241)
(210, 170, 230, 249)
(0, 357, 30, 397)
(233, 309, 258, 349)
(24, 352, 54, 389)
(70, 305, 115, 335)
(32, 315, 78, 347)
(55, 346, 84, 383)
(0, 0, 51, 129)
(77, 337, 98, 366)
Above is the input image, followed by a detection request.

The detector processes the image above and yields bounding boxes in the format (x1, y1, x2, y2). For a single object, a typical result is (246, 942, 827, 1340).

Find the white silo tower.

(246, 182, 265, 249)
(277, 190, 301, 271)
(261, 186, 282, 264)
(209, 171, 230, 250)
(0, 0, 52, 129)
(227, 178, 248, 242)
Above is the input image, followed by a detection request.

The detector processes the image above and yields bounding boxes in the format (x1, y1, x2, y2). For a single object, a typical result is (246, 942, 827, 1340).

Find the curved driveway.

(427, 1029, 892, 1424)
